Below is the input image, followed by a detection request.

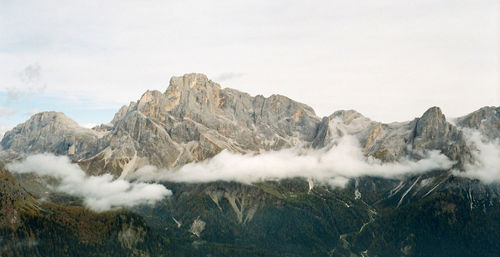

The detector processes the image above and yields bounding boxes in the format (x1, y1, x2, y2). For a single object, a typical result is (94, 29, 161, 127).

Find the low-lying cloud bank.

(6, 129, 496, 213)
(134, 135, 455, 187)
(6, 154, 171, 212)
(454, 129, 500, 184)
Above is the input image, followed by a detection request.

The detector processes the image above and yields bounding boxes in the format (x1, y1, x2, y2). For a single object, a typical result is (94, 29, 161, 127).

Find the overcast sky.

(0, 0, 498, 136)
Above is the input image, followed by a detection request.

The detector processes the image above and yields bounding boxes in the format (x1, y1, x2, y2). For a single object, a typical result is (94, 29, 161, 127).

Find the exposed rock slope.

(455, 106, 499, 140)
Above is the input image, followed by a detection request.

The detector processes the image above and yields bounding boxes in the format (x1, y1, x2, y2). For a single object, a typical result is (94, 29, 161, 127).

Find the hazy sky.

(0, 0, 498, 136)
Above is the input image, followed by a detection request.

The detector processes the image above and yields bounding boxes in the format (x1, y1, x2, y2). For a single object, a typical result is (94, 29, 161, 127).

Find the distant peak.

(29, 111, 75, 123)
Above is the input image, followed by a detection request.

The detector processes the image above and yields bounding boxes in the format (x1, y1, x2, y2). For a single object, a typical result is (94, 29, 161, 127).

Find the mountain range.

(0, 73, 499, 257)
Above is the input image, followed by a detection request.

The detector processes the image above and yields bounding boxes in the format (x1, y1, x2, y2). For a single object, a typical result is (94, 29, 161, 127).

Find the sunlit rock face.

(1, 73, 321, 176)
(0, 73, 494, 177)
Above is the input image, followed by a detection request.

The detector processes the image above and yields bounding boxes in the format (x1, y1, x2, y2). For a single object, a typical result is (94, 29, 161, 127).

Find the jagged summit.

(168, 73, 219, 90)
(456, 106, 500, 140)
(416, 106, 447, 135)
(0, 73, 496, 176)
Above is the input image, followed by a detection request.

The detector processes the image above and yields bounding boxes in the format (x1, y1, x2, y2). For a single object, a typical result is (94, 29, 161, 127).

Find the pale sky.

(0, 0, 498, 137)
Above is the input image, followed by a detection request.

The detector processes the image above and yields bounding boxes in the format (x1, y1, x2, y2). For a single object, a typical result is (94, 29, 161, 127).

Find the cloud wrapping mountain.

(1, 74, 498, 214)
(454, 129, 500, 184)
(134, 135, 455, 187)
(6, 154, 171, 212)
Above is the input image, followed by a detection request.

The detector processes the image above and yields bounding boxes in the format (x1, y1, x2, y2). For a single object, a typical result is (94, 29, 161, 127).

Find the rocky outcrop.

(189, 217, 206, 237)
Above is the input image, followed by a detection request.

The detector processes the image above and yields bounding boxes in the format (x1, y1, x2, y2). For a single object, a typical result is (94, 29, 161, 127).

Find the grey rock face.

(412, 107, 471, 167)
(0, 73, 496, 176)
(0, 112, 101, 159)
(456, 106, 500, 140)
(1, 74, 322, 176)
(321, 107, 473, 168)
(92, 73, 322, 175)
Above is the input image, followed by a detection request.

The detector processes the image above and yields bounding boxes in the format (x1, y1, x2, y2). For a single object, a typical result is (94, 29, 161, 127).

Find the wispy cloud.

(133, 135, 455, 187)
(213, 72, 244, 83)
(5, 64, 47, 104)
(80, 123, 97, 129)
(453, 129, 500, 184)
(6, 154, 171, 212)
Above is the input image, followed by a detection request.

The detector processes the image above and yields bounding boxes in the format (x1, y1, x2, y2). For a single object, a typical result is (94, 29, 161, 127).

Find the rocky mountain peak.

(2, 112, 83, 144)
(415, 106, 447, 136)
(29, 111, 79, 127)
(168, 73, 217, 90)
(411, 106, 471, 167)
(1, 111, 100, 159)
(413, 106, 458, 145)
(455, 106, 500, 140)
(138, 90, 163, 108)
(72, 73, 322, 176)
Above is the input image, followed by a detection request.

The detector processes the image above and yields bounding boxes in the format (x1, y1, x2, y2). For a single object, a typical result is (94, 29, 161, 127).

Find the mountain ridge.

(1, 73, 498, 177)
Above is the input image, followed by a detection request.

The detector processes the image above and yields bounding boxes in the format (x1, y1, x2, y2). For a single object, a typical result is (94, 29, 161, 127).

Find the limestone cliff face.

(325, 107, 473, 168)
(0, 112, 101, 159)
(455, 106, 500, 140)
(0, 73, 496, 176)
(412, 107, 471, 167)
(99, 73, 321, 175)
(2, 74, 321, 176)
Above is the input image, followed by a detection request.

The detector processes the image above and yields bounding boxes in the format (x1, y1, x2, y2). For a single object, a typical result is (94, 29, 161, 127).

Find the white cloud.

(213, 72, 245, 83)
(453, 129, 500, 184)
(6, 154, 171, 212)
(134, 135, 455, 187)
(4, 64, 46, 103)
(80, 123, 97, 129)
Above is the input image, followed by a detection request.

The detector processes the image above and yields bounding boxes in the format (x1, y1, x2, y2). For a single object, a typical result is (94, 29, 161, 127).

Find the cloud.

(0, 107, 17, 116)
(5, 64, 47, 103)
(18, 63, 42, 84)
(80, 123, 97, 129)
(133, 135, 455, 188)
(6, 154, 171, 212)
(213, 72, 245, 83)
(453, 129, 500, 184)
